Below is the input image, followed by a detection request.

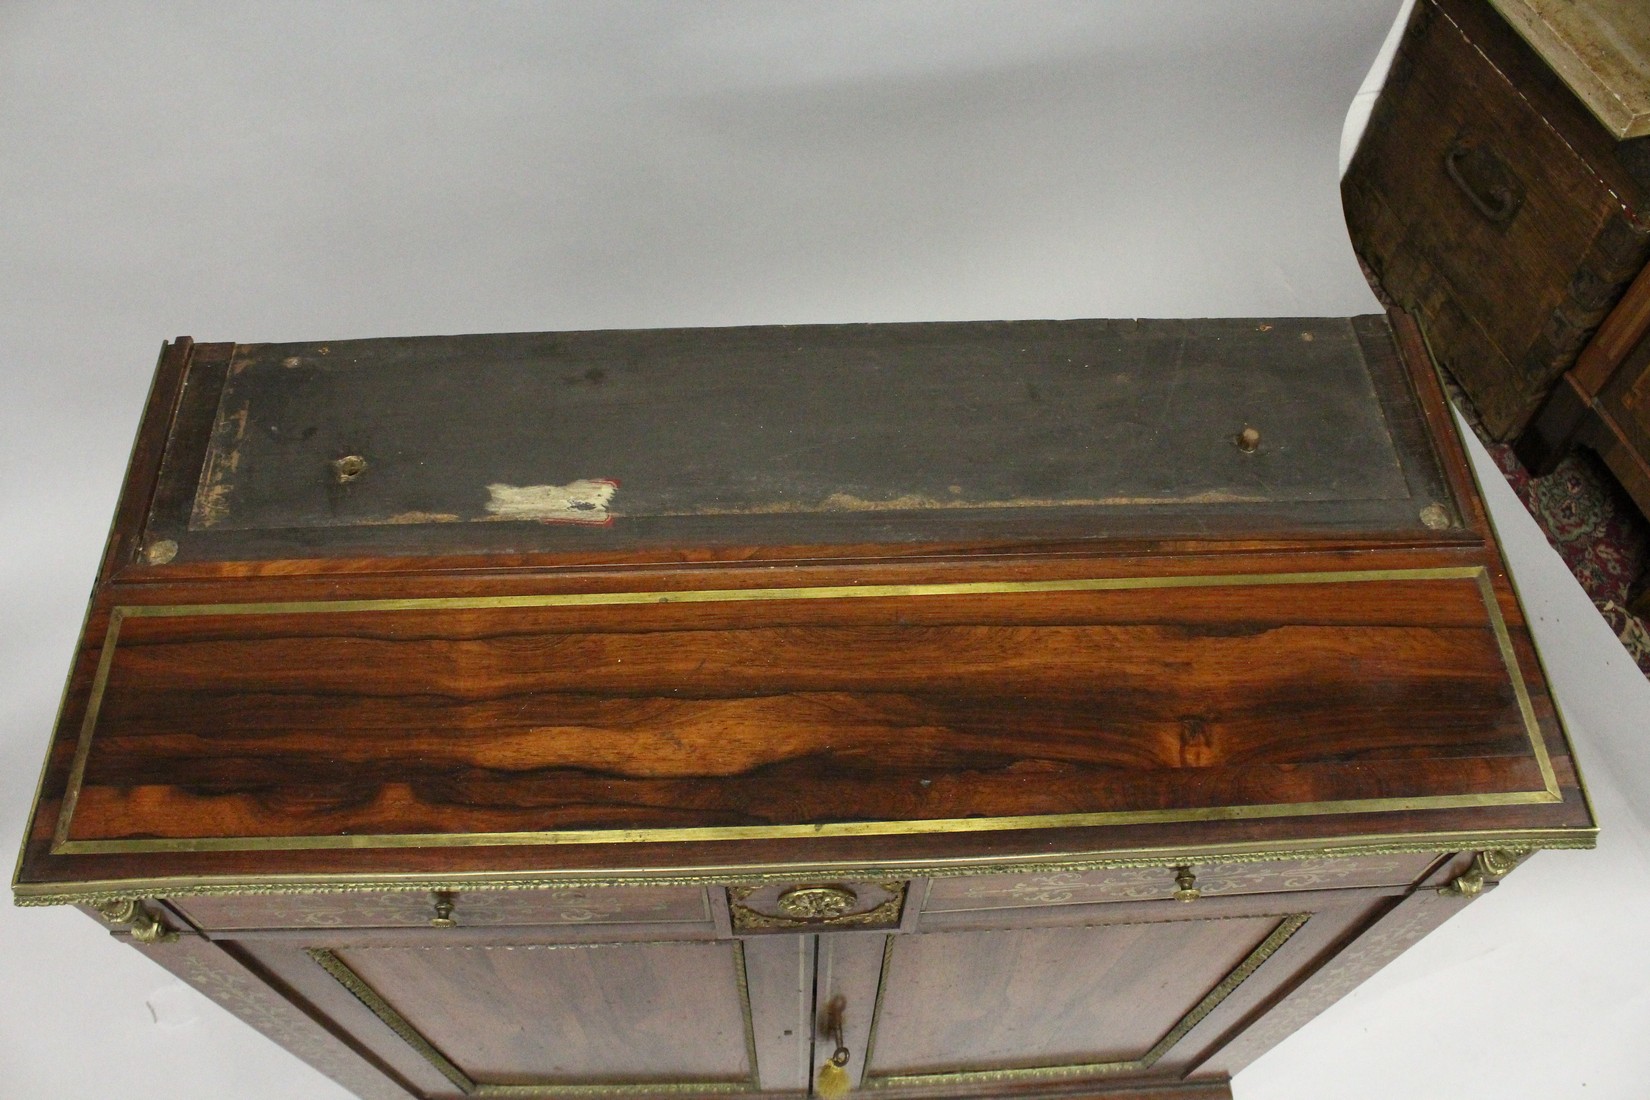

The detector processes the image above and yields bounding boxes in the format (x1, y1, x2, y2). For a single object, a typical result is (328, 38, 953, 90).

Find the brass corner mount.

(95, 899, 178, 944)
(1438, 849, 1528, 898)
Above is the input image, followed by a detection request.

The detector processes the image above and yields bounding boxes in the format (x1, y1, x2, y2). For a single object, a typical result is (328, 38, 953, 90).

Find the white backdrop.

(3, 3, 1647, 1097)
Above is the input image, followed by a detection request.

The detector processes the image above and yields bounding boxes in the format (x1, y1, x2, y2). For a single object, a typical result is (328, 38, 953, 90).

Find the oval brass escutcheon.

(776, 885, 858, 921)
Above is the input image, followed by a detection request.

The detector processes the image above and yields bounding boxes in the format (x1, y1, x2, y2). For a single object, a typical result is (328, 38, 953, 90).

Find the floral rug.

(1444, 379, 1650, 677)
(1477, 439, 1650, 675)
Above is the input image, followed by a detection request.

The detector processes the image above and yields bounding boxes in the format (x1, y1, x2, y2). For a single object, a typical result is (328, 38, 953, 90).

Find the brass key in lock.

(816, 994, 851, 1098)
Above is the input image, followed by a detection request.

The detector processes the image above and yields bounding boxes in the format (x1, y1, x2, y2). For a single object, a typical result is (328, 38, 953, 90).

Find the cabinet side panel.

(1190, 859, 1482, 1076)
(128, 931, 417, 1100)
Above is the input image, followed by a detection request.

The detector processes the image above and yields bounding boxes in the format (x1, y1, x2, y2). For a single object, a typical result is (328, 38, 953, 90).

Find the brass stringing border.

(862, 913, 1312, 1088)
(309, 941, 760, 1096)
(15, 829, 1594, 907)
(50, 566, 1561, 857)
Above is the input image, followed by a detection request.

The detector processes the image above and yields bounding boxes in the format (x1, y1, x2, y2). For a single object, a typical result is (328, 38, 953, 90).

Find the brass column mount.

(95, 899, 178, 944)
(1438, 849, 1528, 898)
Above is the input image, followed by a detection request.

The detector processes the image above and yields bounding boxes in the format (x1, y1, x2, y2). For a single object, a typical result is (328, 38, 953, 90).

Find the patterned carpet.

(1448, 386, 1650, 677)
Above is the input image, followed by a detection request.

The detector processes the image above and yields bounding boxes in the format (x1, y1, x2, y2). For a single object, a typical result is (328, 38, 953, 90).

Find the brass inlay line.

(308, 947, 476, 1094)
(862, 913, 1312, 1088)
(735, 939, 761, 1091)
(17, 827, 1595, 907)
(52, 790, 1562, 857)
(858, 935, 898, 1081)
(1473, 569, 1559, 796)
(103, 565, 1492, 619)
(309, 942, 760, 1096)
(51, 610, 125, 852)
(1459, 417, 1595, 823)
(50, 566, 1561, 858)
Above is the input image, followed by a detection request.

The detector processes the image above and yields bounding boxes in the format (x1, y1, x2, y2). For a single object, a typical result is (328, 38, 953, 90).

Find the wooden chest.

(1343, 0, 1650, 440)
(1519, 253, 1650, 544)
(13, 312, 1594, 1100)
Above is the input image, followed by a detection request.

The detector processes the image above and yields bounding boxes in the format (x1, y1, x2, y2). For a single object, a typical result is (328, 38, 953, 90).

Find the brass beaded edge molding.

(45, 565, 1563, 858)
(11, 832, 1587, 907)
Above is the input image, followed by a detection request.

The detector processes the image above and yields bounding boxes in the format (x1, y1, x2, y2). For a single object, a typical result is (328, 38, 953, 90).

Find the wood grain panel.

(53, 571, 1552, 852)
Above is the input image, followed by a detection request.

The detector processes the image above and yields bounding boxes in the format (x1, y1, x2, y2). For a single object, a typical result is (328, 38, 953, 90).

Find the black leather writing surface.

(155, 315, 1452, 558)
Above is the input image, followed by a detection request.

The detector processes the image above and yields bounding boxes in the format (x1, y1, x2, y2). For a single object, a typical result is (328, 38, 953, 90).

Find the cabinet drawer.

(922, 854, 1437, 914)
(172, 884, 711, 931)
(728, 880, 906, 932)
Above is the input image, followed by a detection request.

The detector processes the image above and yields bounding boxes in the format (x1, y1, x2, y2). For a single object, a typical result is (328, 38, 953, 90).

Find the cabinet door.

(242, 928, 794, 1099)
(168, 879, 1408, 1099)
(321, 939, 755, 1094)
(854, 887, 1399, 1092)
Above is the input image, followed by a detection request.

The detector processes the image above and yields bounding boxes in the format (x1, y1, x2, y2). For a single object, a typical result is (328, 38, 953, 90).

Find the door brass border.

(309, 939, 761, 1096)
(860, 913, 1312, 1088)
(50, 566, 1560, 856)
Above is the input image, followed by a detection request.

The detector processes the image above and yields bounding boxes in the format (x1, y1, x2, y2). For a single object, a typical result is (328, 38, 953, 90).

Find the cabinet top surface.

(142, 316, 1453, 566)
(1490, 0, 1650, 139)
(11, 313, 1594, 903)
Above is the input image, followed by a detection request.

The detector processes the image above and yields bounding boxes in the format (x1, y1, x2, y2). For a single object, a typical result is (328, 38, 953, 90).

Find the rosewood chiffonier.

(14, 310, 1594, 1099)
